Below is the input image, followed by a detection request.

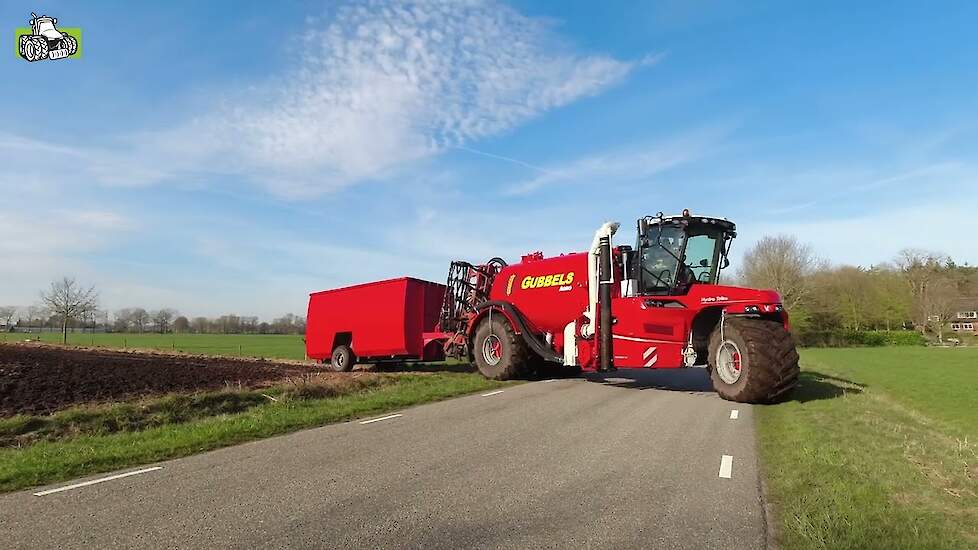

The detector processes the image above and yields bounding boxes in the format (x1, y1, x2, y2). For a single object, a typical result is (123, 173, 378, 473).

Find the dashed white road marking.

(719, 455, 734, 479)
(33, 467, 163, 497)
(730, 409, 740, 420)
(359, 414, 403, 425)
(481, 390, 505, 397)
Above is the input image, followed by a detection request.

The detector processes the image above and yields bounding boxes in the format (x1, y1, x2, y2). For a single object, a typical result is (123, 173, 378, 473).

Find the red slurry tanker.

(306, 210, 799, 403)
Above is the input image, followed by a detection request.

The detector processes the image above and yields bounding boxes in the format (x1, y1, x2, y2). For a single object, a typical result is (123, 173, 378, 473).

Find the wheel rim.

(334, 352, 345, 369)
(716, 340, 743, 384)
(482, 334, 502, 366)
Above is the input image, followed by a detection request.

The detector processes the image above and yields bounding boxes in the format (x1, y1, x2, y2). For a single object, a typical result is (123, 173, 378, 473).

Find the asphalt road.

(0, 370, 767, 549)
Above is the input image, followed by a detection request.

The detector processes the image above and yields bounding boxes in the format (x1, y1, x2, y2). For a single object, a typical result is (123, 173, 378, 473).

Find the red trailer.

(305, 277, 446, 370)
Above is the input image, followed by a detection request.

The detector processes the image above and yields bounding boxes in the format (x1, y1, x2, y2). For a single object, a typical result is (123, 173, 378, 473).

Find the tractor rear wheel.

(31, 37, 48, 61)
(20, 37, 45, 62)
(329, 344, 356, 372)
(707, 317, 799, 403)
(472, 316, 529, 380)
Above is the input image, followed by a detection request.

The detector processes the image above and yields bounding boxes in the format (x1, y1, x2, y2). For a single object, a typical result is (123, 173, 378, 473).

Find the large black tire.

(472, 317, 530, 380)
(61, 35, 78, 56)
(328, 344, 356, 372)
(20, 36, 48, 62)
(707, 317, 799, 403)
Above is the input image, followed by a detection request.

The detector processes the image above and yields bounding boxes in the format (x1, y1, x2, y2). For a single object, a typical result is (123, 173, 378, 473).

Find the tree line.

(1, 278, 306, 343)
(738, 237, 977, 345)
(5, 242, 976, 347)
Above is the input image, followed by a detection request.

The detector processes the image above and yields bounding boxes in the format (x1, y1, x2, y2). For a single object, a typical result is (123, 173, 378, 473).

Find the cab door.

(610, 296, 690, 369)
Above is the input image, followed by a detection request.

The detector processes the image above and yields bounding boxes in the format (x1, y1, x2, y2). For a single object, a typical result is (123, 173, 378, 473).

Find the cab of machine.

(629, 210, 737, 297)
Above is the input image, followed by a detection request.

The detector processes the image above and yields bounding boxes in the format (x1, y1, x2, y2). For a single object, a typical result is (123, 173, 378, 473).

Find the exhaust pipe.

(598, 234, 615, 372)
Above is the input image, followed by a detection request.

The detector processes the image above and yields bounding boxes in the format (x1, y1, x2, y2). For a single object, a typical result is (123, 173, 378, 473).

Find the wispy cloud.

(0, 0, 646, 198)
(502, 123, 733, 195)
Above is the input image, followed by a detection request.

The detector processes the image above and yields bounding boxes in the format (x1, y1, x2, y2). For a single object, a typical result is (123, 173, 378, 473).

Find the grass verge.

(757, 347, 978, 549)
(0, 372, 507, 493)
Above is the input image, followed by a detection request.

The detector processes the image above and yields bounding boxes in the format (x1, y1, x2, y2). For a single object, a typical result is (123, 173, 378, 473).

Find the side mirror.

(637, 217, 648, 236)
(626, 250, 640, 279)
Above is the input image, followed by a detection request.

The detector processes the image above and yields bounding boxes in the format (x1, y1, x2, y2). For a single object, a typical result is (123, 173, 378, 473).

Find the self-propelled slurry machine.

(306, 210, 800, 403)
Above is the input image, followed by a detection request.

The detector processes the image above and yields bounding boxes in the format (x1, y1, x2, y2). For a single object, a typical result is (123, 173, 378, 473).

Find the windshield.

(638, 225, 685, 293)
(637, 222, 727, 294)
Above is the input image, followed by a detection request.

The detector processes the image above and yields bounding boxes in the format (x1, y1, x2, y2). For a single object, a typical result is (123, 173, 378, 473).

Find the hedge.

(795, 330, 926, 348)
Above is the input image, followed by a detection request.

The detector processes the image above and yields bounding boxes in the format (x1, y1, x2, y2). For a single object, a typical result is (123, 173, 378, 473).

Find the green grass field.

(757, 347, 978, 549)
(0, 332, 307, 360)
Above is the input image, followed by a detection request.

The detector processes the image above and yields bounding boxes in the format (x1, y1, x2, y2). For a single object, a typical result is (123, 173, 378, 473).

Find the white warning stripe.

(359, 414, 403, 425)
(33, 467, 163, 496)
(644, 354, 658, 367)
(642, 346, 657, 359)
(719, 455, 734, 479)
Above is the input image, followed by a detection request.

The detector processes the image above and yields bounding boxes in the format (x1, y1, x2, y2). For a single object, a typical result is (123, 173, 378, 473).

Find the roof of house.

(953, 297, 978, 311)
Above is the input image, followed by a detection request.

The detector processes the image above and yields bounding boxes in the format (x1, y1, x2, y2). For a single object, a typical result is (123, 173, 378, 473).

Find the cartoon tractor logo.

(18, 13, 78, 62)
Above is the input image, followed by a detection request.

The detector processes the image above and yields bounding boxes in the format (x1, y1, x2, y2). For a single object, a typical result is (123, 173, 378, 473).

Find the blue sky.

(2, 0, 976, 319)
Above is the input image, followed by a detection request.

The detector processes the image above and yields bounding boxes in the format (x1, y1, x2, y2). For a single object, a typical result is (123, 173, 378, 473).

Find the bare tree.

(39, 277, 99, 344)
(191, 316, 209, 334)
(0, 306, 16, 330)
(738, 235, 823, 311)
(131, 308, 150, 333)
(894, 248, 951, 329)
(114, 309, 133, 332)
(25, 304, 45, 334)
(152, 309, 177, 334)
(172, 316, 190, 333)
(922, 276, 959, 343)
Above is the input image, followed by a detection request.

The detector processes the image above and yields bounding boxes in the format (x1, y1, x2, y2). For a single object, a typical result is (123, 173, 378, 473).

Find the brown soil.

(0, 343, 316, 416)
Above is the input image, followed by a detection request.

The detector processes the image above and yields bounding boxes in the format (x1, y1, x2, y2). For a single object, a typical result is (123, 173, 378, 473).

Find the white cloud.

(740, 196, 978, 268)
(0, 207, 133, 308)
(203, 0, 638, 196)
(0, 1, 642, 197)
(502, 123, 732, 195)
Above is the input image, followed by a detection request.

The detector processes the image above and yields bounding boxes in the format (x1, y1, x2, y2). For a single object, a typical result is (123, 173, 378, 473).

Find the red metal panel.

(305, 277, 446, 361)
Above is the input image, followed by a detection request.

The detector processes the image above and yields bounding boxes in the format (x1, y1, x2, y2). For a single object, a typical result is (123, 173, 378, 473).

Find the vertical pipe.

(598, 235, 615, 372)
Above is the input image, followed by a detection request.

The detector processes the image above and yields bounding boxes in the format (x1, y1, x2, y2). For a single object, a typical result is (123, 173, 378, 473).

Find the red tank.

(488, 252, 589, 335)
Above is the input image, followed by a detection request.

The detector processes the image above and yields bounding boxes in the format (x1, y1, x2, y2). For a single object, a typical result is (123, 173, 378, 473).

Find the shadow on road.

(583, 368, 715, 393)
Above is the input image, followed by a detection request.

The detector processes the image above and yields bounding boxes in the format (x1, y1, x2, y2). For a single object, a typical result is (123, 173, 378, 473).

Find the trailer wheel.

(472, 317, 529, 380)
(707, 317, 799, 403)
(329, 344, 356, 372)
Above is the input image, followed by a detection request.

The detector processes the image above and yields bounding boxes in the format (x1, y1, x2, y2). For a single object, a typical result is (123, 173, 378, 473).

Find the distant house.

(950, 298, 978, 333)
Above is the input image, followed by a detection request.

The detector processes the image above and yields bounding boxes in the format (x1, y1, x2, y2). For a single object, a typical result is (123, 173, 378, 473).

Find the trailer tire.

(472, 317, 529, 380)
(329, 344, 356, 372)
(707, 317, 799, 403)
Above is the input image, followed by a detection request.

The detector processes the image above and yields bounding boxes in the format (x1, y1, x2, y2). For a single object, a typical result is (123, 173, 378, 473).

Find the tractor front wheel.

(61, 35, 78, 56)
(472, 316, 529, 380)
(328, 344, 356, 372)
(707, 317, 799, 403)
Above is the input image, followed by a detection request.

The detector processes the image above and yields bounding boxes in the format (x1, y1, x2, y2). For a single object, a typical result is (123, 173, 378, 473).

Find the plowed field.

(0, 343, 312, 416)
